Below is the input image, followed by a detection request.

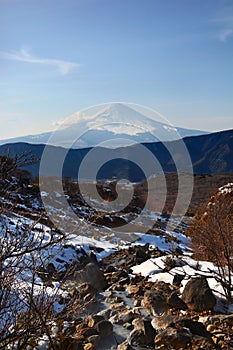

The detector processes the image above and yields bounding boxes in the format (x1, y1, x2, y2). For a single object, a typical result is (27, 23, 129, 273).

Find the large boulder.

(154, 327, 192, 349)
(151, 314, 178, 330)
(174, 318, 212, 339)
(167, 291, 188, 310)
(95, 320, 113, 336)
(142, 290, 168, 315)
(181, 277, 216, 312)
(128, 318, 156, 347)
(74, 263, 107, 291)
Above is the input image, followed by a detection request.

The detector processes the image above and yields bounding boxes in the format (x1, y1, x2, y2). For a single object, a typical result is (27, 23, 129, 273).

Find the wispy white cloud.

(217, 28, 233, 42)
(0, 48, 80, 75)
(210, 8, 233, 42)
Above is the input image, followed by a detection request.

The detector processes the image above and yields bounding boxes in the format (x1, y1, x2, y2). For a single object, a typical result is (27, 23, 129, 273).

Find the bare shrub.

(187, 183, 233, 301)
(0, 154, 65, 349)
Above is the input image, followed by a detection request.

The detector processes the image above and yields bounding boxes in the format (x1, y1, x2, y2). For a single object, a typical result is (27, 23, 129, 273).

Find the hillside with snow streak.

(1, 174, 233, 348)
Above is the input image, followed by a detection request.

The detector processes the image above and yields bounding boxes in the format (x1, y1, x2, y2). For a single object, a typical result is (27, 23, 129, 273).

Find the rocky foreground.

(1, 175, 233, 349)
(41, 242, 232, 350)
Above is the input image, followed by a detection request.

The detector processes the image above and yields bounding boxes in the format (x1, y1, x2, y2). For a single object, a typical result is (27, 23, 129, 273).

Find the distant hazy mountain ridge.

(0, 129, 232, 181)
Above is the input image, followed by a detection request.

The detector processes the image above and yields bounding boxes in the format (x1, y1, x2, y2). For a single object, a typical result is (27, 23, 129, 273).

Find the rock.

(73, 333, 85, 342)
(223, 313, 233, 324)
(79, 283, 97, 298)
(74, 263, 108, 291)
(88, 314, 105, 327)
(127, 328, 146, 347)
(126, 285, 141, 296)
(142, 290, 168, 315)
(88, 334, 100, 346)
(204, 314, 233, 327)
(89, 246, 104, 254)
(46, 262, 57, 278)
(153, 281, 172, 295)
(172, 273, 185, 287)
(123, 322, 133, 330)
(105, 265, 116, 273)
(107, 270, 128, 285)
(174, 318, 212, 339)
(93, 213, 127, 228)
(151, 314, 179, 330)
(133, 299, 141, 307)
(109, 313, 121, 324)
(135, 244, 150, 263)
(79, 327, 97, 337)
(59, 338, 83, 350)
(126, 244, 151, 265)
(119, 276, 129, 285)
(191, 335, 216, 349)
(128, 318, 156, 346)
(181, 277, 216, 311)
(163, 256, 185, 271)
(97, 308, 111, 320)
(88, 251, 98, 264)
(115, 269, 129, 279)
(117, 310, 135, 324)
(83, 343, 95, 350)
(74, 320, 98, 339)
(167, 291, 188, 310)
(117, 340, 134, 350)
(114, 284, 125, 291)
(206, 324, 217, 332)
(83, 293, 95, 303)
(114, 295, 124, 303)
(154, 327, 192, 349)
(109, 301, 125, 311)
(75, 322, 87, 333)
(95, 320, 113, 336)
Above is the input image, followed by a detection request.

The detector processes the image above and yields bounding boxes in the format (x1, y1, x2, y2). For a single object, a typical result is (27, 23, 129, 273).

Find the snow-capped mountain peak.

(0, 103, 208, 148)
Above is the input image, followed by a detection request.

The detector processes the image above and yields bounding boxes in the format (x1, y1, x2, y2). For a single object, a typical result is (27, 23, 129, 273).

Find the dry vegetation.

(187, 183, 233, 301)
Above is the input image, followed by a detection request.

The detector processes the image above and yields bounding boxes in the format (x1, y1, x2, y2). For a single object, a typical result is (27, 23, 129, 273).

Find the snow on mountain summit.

(0, 103, 208, 148)
(64, 103, 167, 136)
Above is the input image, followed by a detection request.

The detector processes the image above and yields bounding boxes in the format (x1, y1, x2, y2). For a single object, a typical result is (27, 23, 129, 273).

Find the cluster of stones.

(54, 245, 233, 349)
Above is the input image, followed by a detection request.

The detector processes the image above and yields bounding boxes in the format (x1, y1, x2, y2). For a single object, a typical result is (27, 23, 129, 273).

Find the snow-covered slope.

(1, 175, 233, 348)
(0, 103, 208, 148)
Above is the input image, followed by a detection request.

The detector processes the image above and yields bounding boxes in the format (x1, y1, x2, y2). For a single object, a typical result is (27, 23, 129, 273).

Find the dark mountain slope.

(185, 129, 233, 173)
(0, 129, 232, 181)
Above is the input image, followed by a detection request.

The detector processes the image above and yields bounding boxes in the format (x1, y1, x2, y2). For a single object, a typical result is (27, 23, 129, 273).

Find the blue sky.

(0, 0, 232, 139)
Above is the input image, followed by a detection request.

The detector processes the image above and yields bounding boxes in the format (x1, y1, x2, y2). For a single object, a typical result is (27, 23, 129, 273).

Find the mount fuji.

(0, 103, 208, 148)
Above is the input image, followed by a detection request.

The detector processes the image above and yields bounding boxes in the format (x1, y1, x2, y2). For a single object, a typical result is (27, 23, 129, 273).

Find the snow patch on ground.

(132, 254, 232, 303)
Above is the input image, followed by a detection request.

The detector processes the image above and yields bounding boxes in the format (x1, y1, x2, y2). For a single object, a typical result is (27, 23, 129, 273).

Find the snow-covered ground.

(131, 255, 228, 302)
(1, 181, 233, 348)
